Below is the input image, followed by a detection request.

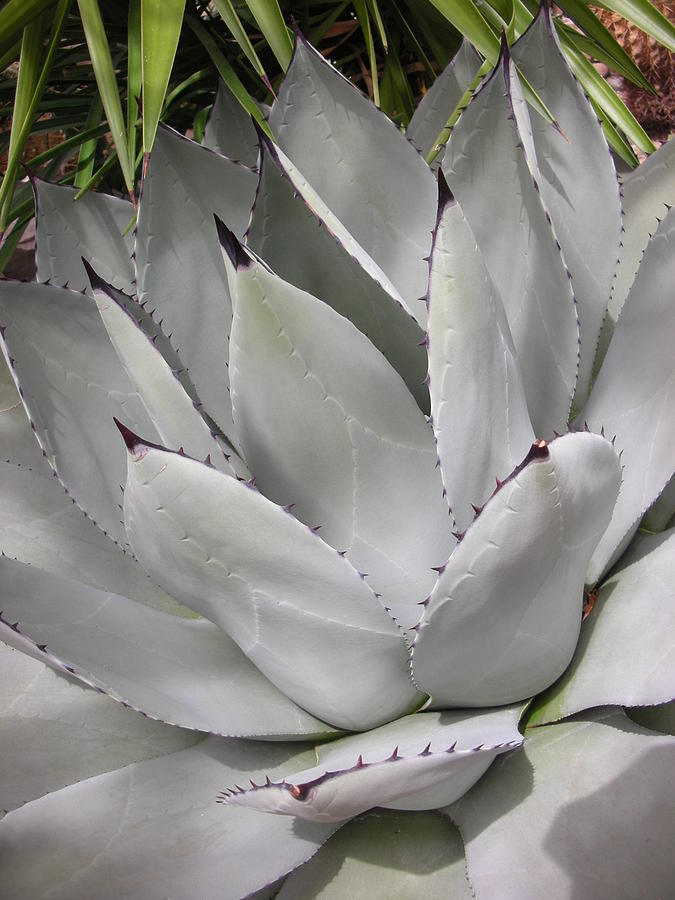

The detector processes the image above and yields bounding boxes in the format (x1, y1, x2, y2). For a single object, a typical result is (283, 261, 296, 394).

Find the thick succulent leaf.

(582, 205, 675, 583)
(0, 354, 48, 472)
(412, 433, 622, 707)
(607, 136, 675, 335)
(528, 529, 675, 726)
(642, 474, 675, 532)
(202, 77, 259, 166)
(443, 54, 579, 437)
(224, 235, 452, 630)
(512, 10, 622, 410)
(0, 281, 160, 544)
(224, 707, 522, 822)
(134, 124, 258, 442)
(428, 186, 534, 531)
(0, 459, 182, 614)
(122, 436, 421, 731)
(0, 643, 200, 813)
(246, 144, 428, 409)
(90, 267, 248, 479)
(277, 810, 472, 899)
(257, 138, 406, 313)
(34, 178, 135, 294)
(406, 40, 483, 163)
(0, 737, 338, 899)
(448, 710, 675, 899)
(0, 555, 336, 739)
(269, 34, 437, 316)
(628, 701, 675, 735)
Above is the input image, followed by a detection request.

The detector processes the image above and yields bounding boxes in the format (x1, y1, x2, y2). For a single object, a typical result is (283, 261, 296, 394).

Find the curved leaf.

(0, 281, 160, 544)
(269, 33, 437, 317)
(449, 711, 675, 899)
(582, 206, 675, 583)
(412, 433, 621, 707)
(90, 267, 248, 480)
(0, 737, 337, 899)
(34, 178, 134, 294)
(599, 136, 675, 370)
(122, 434, 421, 731)
(246, 144, 428, 410)
(512, 10, 622, 410)
(406, 40, 483, 163)
(443, 51, 579, 436)
(202, 77, 259, 166)
(0, 642, 200, 814)
(223, 231, 452, 631)
(224, 707, 522, 822)
(134, 125, 257, 443)
(528, 528, 675, 725)
(428, 183, 534, 531)
(0, 555, 336, 739)
(277, 810, 472, 899)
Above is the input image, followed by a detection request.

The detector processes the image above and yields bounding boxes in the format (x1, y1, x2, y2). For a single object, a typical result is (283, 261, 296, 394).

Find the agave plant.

(1, 7, 674, 897)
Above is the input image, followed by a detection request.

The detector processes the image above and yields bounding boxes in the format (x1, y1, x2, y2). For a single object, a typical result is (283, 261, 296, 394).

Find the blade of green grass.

(595, 0, 675, 52)
(595, 104, 640, 168)
(244, 0, 293, 71)
(5, 12, 46, 206)
(556, 20, 653, 91)
(366, 0, 388, 51)
(0, 0, 53, 56)
(556, 0, 654, 92)
(127, 0, 141, 170)
(212, 0, 271, 88)
(74, 93, 103, 187)
(77, 0, 135, 197)
(562, 37, 655, 153)
(141, 0, 186, 152)
(0, 0, 71, 230)
(353, 0, 380, 106)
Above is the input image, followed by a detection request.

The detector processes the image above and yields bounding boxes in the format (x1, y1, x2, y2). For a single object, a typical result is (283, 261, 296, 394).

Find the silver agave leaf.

(1, 17, 674, 900)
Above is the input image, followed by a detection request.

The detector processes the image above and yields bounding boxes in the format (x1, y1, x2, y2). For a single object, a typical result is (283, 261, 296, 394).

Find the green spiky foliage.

(1, 8, 674, 898)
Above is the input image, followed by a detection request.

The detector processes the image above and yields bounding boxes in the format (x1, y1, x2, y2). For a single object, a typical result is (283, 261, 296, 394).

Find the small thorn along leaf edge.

(0, 8, 674, 900)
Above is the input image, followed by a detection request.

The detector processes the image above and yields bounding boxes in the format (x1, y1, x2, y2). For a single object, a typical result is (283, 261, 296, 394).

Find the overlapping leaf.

(412, 433, 621, 706)
(122, 435, 420, 730)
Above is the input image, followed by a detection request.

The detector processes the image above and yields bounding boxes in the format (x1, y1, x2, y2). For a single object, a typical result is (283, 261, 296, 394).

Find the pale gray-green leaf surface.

(406, 40, 483, 162)
(226, 707, 522, 822)
(277, 811, 472, 899)
(428, 193, 534, 531)
(0, 281, 160, 544)
(134, 125, 257, 444)
(269, 35, 436, 319)
(0, 643, 200, 814)
(528, 528, 675, 725)
(225, 247, 452, 631)
(0, 555, 336, 739)
(0, 737, 337, 899)
(449, 711, 675, 899)
(202, 77, 259, 167)
(582, 205, 675, 582)
(246, 145, 428, 410)
(512, 12, 622, 410)
(443, 55, 579, 437)
(34, 179, 135, 294)
(123, 441, 421, 730)
(412, 433, 621, 706)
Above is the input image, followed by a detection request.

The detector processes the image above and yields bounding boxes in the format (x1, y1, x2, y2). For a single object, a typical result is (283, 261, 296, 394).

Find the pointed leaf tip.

(437, 169, 455, 212)
(81, 257, 110, 294)
(213, 216, 252, 270)
(113, 418, 141, 452)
